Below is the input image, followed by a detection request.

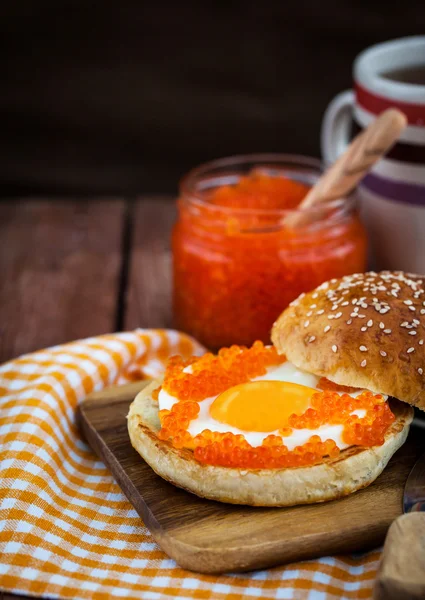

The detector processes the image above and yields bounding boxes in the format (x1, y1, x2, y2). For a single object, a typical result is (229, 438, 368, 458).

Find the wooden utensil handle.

(302, 109, 407, 209)
(373, 512, 425, 600)
(285, 108, 406, 228)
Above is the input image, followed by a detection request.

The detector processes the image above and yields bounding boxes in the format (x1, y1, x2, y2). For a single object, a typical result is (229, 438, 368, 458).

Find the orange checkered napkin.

(0, 330, 380, 599)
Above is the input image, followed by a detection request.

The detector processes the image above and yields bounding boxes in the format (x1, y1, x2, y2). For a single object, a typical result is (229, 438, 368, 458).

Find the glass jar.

(172, 154, 367, 349)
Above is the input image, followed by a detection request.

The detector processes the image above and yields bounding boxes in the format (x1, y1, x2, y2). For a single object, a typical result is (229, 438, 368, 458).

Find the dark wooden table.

(0, 196, 176, 599)
(0, 197, 175, 364)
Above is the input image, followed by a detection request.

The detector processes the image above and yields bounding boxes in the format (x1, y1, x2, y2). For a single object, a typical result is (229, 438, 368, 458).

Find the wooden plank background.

(0, 199, 128, 362)
(0, 196, 177, 599)
(0, 197, 179, 364)
(124, 198, 176, 331)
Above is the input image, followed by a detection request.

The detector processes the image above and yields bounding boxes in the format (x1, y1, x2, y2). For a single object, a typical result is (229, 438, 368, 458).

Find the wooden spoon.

(285, 108, 407, 228)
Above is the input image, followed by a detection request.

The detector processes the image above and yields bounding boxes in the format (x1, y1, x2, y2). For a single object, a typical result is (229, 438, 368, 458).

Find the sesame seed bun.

(128, 380, 413, 507)
(271, 271, 425, 410)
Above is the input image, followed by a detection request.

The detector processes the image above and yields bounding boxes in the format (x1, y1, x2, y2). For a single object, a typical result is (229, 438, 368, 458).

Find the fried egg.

(158, 360, 377, 451)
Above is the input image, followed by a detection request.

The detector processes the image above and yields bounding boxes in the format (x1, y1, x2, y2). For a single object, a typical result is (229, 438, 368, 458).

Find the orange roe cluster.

(174, 168, 367, 349)
(193, 432, 340, 469)
(158, 400, 200, 450)
(288, 390, 395, 448)
(161, 341, 285, 401)
(209, 172, 310, 211)
(158, 342, 396, 469)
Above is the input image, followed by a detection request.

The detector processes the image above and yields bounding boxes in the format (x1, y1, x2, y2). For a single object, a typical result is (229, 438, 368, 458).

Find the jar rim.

(180, 153, 355, 222)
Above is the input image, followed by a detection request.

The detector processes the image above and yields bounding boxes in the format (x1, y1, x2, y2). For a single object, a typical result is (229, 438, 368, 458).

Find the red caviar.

(288, 390, 393, 448)
(210, 172, 310, 210)
(161, 341, 285, 401)
(173, 160, 367, 348)
(158, 343, 395, 469)
(193, 433, 341, 468)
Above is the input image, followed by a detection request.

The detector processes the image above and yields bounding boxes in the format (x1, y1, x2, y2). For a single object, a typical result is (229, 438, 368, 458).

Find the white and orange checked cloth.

(0, 330, 381, 600)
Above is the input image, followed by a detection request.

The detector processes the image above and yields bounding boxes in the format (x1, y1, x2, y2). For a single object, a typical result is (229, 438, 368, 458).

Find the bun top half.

(271, 271, 425, 410)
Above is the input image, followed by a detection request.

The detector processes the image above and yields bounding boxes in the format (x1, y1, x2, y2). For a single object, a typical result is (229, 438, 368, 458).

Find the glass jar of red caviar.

(173, 154, 367, 349)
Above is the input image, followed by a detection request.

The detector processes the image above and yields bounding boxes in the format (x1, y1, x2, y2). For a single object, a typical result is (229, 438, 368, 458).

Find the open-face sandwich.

(128, 271, 424, 506)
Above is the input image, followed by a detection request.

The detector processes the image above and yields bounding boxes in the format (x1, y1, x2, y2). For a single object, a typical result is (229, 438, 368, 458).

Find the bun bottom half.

(127, 381, 413, 507)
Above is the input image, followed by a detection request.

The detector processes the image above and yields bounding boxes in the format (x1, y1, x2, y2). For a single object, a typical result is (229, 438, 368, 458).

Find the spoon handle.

(373, 512, 425, 600)
(286, 108, 407, 227)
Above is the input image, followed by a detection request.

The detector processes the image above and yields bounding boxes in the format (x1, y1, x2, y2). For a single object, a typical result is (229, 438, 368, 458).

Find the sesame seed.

(421, 309, 425, 315)
(380, 308, 389, 314)
(310, 304, 317, 309)
(341, 301, 349, 306)
(354, 307, 359, 313)
(379, 322, 385, 329)
(358, 314, 366, 319)
(361, 359, 367, 367)
(413, 319, 420, 325)
(317, 309, 324, 315)
(407, 347, 415, 353)
(350, 312, 357, 318)
(419, 368, 423, 375)
(324, 325, 331, 333)
(307, 311, 313, 317)
(361, 327, 367, 332)
(409, 306, 416, 311)
(359, 345, 368, 352)
(308, 336, 316, 343)
(404, 300, 413, 305)
(332, 345, 338, 353)
(304, 320, 310, 328)
(420, 340, 424, 345)
(312, 292, 318, 299)
(335, 312, 342, 319)
(347, 319, 352, 325)
(380, 350, 387, 357)
(401, 321, 408, 327)
(384, 329, 392, 334)
(367, 320, 373, 327)
(409, 331, 417, 335)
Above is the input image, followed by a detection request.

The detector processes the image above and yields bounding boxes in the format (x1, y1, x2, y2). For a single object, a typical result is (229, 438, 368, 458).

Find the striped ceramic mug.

(321, 36, 425, 273)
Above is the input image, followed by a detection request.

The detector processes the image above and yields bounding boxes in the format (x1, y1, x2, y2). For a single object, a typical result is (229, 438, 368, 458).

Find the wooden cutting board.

(78, 381, 425, 574)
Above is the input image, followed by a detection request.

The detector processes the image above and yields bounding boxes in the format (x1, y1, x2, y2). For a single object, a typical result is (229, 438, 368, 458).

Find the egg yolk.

(209, 381, 315, 432)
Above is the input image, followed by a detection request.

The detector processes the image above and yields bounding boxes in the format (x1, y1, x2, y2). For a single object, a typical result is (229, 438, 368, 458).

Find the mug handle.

(321, 90, 355, 164)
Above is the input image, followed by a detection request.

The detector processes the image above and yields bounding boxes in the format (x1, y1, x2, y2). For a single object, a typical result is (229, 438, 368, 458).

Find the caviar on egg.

(156, 342, 395, 469)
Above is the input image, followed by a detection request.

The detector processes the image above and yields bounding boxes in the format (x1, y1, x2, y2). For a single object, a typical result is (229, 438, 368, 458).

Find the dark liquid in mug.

(381, 66, 425, 85)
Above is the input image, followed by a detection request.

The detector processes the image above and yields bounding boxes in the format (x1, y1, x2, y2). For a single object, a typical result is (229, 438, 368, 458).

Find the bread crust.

(127, 380, 413, 507)
(271, 271, 425, 410)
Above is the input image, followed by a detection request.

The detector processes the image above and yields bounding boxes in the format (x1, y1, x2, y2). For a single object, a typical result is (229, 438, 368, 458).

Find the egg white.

(158, 361, 373, 451)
